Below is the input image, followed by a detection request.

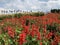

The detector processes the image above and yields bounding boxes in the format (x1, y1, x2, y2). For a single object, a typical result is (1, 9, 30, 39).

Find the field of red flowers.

(0, 13, 60, 45)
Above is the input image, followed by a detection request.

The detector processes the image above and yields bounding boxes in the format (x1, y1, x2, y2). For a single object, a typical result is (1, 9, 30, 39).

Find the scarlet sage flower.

(23, 26, 30, 30)
(8, 30, 15, 38)
(54, 36, 59, 43)
(7, 26, 15, 38)
(43, 28, 47, 33)
(30, 30, 35, 37)
(51, 41, 58, 45)
(19, 33, 26, 45)
(3, 27, 8, 32)
(22, 29, 30, 35)
(37, 32, 41, 40)
(22, 26, 30, 34)
(40, 42, 42, 45)
(51, 41, 54, 45)
(7, 26, 12, 31)
(32, 24, 39, 32)
(45, 32, 53, 39)
(43, 29, 47, 36)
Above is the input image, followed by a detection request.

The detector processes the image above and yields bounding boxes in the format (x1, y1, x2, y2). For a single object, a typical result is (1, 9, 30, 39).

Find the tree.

(51, 9, 60, 13)
(51, 9, 57, 13)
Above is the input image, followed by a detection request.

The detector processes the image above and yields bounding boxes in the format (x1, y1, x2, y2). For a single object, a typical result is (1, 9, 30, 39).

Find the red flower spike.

(37, 32, 41, 40)
(7, 26, 15, 38)
(19, 33, 26, 45)
(40, 42, 42, 45)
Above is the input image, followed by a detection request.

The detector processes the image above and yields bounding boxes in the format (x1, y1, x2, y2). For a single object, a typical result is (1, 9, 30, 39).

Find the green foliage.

(46, 24, 57, 32)
(0, 12, 45, 20)
(7, 15, 12, 18)
(24, 35, 39, 45)
(0, 15, 12, 20)
(31, 12, 44, 16)
(14, 13, 23, 18)
(30, 20, 36, 25)
(0, 16, 7, 20)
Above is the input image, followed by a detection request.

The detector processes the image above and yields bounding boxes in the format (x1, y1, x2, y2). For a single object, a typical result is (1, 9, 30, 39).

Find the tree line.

(51, 9, 60, 13)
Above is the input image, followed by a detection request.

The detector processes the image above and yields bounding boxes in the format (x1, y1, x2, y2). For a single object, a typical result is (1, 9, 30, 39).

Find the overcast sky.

(0, 0, 60, 12)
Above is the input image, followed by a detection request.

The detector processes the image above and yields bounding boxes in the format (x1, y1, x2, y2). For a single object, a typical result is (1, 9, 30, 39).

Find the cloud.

(31, 6, 37, 9)
(0, 7, 5, 10)
(0, 0, 60, 12)
(47, 0, 60, 9)
(38, 0, 49, 2)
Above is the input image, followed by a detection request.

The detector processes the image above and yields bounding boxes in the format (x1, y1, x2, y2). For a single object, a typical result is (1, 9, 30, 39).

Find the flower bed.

(0, 13, 60, 45)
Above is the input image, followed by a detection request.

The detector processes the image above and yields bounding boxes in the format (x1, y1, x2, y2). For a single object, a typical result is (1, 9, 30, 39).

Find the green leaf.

(8, 39, 13, 44)
(0, 42, 1, 45)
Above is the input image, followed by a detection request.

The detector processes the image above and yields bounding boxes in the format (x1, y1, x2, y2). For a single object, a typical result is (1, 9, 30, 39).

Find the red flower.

(51, 40, 58, 45)
(22, 26, 30, 34)
(40, 42, 42, 45)
(7, 26, 15, 38)
(37, 32, 41, 40)
(45, 32, 53, 39)
(43, 28, 46, 33)
(32, 24, 39, 32)
(19, 33, 26, 45)
(30, 30, 35, 37)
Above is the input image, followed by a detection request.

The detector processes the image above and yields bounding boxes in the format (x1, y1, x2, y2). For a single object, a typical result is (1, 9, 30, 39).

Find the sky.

(0, 0, 60, 12)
